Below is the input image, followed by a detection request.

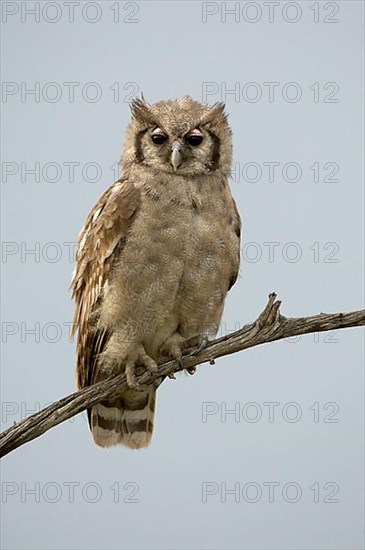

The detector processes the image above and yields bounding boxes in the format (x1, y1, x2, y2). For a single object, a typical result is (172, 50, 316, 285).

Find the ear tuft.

(201, 102, 228, 127)
(210, 101, 228, 122)
(130, 96, 153, 123)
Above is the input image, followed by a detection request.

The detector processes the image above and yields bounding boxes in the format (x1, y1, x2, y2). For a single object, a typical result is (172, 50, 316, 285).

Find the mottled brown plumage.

(71, 96, 241, 449)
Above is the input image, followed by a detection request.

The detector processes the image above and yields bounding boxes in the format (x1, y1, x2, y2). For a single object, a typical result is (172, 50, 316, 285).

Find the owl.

(71, 96, 241, 449)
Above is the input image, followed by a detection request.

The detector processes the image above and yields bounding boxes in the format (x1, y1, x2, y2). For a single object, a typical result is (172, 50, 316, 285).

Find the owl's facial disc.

(146, 126, 207, 175)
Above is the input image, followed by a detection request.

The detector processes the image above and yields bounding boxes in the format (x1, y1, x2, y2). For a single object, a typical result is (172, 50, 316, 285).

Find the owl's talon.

(144, 360, 158, 384)
(125, 362, 138, 388)
(159, 333, 188, 373)
(166, 355, 185, 379)
(125, 348, 158, 388)
(188, 336, 209, 357)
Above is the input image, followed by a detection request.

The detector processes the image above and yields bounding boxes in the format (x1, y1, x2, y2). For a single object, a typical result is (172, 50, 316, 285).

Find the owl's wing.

(71, 178, 141, 389)
(228, 197, 241, 290)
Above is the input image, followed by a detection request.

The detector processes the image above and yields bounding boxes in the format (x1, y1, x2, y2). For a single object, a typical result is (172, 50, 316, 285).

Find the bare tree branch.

(1, 293, 364, 458)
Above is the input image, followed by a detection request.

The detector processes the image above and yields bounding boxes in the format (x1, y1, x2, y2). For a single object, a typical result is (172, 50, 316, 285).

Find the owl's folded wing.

(71, 179, 141, 389)
(228, 197, 241, 291)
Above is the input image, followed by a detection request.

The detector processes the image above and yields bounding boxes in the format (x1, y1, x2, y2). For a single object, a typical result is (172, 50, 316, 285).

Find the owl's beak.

(170, 141, 182, 172)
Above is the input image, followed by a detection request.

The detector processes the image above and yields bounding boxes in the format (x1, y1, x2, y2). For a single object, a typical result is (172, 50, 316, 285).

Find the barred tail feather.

(90, 388, 156, 449)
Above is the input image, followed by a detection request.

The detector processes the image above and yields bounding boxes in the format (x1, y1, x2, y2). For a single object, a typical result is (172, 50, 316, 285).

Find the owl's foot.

(159, 333, 187, 378)
(185, 335, 211, 374)
(188, 335, 209, 357)
(125, 345, 158, 389)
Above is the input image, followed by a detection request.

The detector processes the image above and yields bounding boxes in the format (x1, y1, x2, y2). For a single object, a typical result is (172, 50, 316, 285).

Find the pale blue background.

(1, 1, 364, 549)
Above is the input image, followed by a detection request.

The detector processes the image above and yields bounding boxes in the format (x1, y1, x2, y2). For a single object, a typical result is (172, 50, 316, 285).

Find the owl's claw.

(188, 336, 209, 357)
(167, 354, 184, 379)
(125, 364, 137, 388)
(160, 333, 193, 380)
(185, 336, 211, 374)
(160, 333, 187, 379)
(125, 347, 158, 388)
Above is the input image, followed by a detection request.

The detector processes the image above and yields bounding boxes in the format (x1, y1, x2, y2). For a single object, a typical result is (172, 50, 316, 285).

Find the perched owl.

(71, 96, 241, 449)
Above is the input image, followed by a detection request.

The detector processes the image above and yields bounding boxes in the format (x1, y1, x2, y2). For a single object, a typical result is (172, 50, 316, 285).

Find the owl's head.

(121, 96, 232, 177)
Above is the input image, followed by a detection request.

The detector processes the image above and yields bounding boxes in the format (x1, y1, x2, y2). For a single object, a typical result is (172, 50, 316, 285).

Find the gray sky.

(1, 1, 364, 549)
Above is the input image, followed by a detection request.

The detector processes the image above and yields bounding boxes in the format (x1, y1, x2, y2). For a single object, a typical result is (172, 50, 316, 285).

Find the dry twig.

(1, 293, 364, 458)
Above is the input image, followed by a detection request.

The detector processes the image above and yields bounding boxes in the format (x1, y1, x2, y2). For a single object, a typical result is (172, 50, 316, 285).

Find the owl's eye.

(186, 133, 203, 146)
(151, 133, 168, 145)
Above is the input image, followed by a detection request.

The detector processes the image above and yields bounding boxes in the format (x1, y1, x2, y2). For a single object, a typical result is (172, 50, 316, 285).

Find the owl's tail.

(89, 387, 156, 449)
